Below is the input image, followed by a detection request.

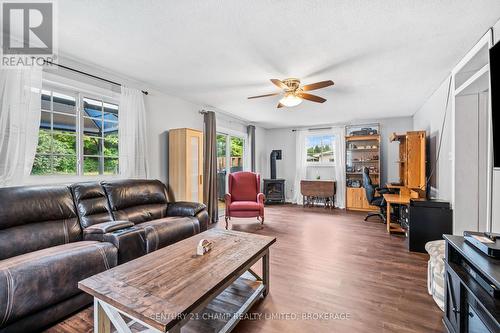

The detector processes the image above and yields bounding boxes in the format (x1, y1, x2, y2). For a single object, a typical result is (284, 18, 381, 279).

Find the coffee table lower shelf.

(94, 272, 265, 333)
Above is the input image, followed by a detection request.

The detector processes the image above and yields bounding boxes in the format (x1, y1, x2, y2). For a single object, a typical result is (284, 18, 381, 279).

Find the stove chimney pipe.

(270, 150, 282, 180)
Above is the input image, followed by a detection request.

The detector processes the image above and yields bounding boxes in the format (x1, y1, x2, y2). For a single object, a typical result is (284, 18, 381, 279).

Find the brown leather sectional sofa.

(0, 179, 208, 333)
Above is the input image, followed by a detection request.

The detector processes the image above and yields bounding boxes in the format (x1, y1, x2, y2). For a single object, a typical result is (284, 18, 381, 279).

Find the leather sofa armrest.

(84, 226, 147, 264)
(84, 220, 134, 234)
(257, 193, 265, 204)
(167, 201, 207, 217)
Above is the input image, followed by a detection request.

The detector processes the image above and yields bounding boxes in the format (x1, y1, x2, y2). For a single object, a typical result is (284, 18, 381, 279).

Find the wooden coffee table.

(79, 229, 276, 333)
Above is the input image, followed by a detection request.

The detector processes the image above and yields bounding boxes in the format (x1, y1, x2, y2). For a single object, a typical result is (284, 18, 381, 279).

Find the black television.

(491, 41, 500, 168)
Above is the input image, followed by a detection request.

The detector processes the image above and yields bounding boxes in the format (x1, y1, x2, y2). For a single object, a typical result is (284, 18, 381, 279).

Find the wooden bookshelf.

(345, 131, 380, 211)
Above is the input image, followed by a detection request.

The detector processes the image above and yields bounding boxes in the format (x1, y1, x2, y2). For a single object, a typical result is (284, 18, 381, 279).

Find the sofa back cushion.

(70, 182, 113, 229)
(0, 185, 81, 260)
(229, 172, 260, 202)
(102, 179, 169, 224)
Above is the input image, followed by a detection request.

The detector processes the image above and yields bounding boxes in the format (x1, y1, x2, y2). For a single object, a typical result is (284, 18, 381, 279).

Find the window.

(82, 98, 119, 175)
(31, 86, 119, 176)
(306, 135, 335, 164)
(32, 89, 78, 175)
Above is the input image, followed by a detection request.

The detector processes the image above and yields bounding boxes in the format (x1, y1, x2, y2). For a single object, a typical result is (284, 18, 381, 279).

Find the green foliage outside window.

(231, 137, 243, 157)
(32, 130, 77, 175)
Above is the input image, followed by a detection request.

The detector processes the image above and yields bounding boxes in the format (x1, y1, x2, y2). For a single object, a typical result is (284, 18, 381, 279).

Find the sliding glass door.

(216, 132, 245, 215)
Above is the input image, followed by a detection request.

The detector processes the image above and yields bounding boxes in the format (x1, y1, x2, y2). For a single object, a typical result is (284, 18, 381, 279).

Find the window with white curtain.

(31, 84, 119, 176)
(305, 134, 336, 164)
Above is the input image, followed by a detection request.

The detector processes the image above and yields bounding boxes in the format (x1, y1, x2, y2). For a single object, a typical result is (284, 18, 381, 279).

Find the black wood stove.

(263, 150, 285, 204)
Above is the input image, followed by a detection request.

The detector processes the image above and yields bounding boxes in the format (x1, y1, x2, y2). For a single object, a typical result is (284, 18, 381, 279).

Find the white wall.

(262, 116, 413, 202)
(412, 77, 453, 200)
(413, 20, 500, 234)
(145, 90, 204, 183)
(262, 128, 296, 200)
(145, 91, 267, 186)
(254, 126, 268, 178)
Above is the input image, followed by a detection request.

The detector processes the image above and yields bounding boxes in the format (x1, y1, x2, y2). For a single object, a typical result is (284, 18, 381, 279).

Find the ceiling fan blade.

(277, 102, 285, 108)
(301, 80, 334, 91)
(297, 92, 326, 103)
(270, 79, 288, 90)
(247, 92, 280, 99)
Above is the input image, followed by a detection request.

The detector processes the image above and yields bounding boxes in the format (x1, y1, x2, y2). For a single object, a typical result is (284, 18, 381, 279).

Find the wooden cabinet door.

(186, 130, 203, 202)
(406, 132, 425, 189)
(346, 188, 362, 210)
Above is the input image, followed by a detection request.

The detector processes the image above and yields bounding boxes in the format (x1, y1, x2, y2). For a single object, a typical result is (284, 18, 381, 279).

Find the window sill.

(25, 174, 122, 185)
(306, 164, 335, 168)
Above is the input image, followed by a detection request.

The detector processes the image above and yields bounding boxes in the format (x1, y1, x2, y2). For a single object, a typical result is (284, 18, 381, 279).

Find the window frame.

(305, 133, 336, 167)
(31, 82, 120, 178)
(80, 94, 120, 176)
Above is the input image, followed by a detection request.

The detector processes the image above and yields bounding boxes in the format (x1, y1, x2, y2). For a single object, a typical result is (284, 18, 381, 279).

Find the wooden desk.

(383, 193, 411, 233)
(386, 183, 411, 196)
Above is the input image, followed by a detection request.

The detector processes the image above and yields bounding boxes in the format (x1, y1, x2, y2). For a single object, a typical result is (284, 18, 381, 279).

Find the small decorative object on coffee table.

(196, 239, 213, 255)
(79, 229, 275, 333)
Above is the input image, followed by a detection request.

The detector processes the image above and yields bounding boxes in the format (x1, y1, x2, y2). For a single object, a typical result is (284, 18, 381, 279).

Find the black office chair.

(362, 167, 391, 223)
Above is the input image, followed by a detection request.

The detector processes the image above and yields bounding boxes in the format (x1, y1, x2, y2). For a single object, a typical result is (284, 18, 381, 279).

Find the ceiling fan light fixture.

(279, 93, 302, 107)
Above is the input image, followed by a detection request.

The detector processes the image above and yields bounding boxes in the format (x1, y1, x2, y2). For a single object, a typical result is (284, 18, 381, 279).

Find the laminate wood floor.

(45, 205, 444, 333)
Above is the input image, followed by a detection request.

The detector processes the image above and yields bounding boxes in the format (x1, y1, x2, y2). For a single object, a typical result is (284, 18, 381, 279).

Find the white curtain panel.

(119, 87, 149, 178)
(293, 127, 346, 208)
(293, 129, 307, 204)
(0, 66, 42, 186)
(332, 126, 346, 208)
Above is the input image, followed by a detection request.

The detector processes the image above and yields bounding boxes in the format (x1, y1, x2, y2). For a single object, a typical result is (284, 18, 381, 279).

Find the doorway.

(217, 132, 245, 216)
(452, 31, 493, 234)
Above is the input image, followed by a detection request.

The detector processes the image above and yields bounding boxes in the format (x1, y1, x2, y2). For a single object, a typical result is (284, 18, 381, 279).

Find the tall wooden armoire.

(168, 128, 204, 202)
(389, 131, 426, 197)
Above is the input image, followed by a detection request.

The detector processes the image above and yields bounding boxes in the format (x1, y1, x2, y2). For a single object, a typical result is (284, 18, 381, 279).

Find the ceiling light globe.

(279, 93, 302, 107)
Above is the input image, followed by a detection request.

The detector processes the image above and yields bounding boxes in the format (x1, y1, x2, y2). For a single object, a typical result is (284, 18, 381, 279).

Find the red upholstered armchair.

(224, 172, 265, 229)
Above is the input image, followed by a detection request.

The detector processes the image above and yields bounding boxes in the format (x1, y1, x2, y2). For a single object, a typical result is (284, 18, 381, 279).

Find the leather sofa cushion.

(70, 182, 113, 228)
(0, 185, 81, 260)
(0, 293, 92, 333)
(138, 217, 200, 253)
(0, 241, 117, 328)
(102, 179, 169, 223)
(230, 201, 262, 211)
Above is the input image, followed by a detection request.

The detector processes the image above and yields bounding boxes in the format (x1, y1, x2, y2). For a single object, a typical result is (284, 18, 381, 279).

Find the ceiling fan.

(248, 78, 334, 108)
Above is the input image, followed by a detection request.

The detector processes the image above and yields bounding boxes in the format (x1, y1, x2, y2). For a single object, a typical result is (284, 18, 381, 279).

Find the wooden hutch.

(388, 131, 426, 198)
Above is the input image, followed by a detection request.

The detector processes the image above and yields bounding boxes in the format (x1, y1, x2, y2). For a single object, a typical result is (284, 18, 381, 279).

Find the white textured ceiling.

(58, 1, 500, 128)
